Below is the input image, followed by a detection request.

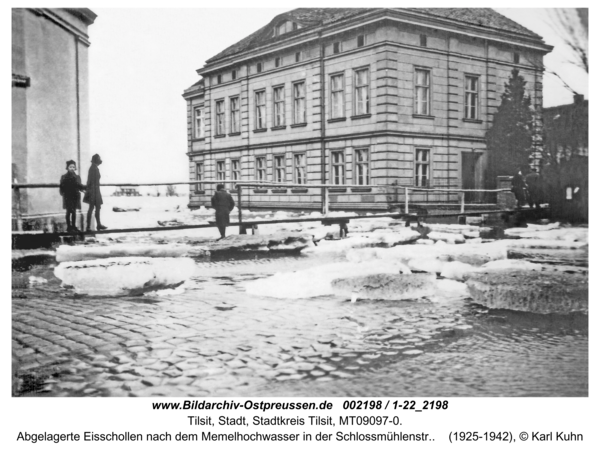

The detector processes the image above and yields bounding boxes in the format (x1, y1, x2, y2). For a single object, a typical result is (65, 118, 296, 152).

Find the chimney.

(573, 94, 584, 104)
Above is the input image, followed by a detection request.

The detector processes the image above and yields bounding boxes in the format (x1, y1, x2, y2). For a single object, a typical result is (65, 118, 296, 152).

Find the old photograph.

(11, 7, 588, 398)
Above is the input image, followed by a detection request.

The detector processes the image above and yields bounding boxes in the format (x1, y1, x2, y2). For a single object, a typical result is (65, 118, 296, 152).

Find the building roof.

(206, 8, 542, 64)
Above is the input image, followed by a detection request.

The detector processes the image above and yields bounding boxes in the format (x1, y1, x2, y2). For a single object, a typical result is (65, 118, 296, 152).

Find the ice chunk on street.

(503, 239, 588, 250)
(302, 228, 420, 255)
(56, 244, 202, 262)
(344, 242, 507, 266)
(481, 259, 543, 271)
(440, 261, 477, 281)
(465, 269, 588, 314)
(407, 258, 446, 274)
(54, 257, 196, 296)
(331, 273, 437, 301)
(427, 231, 466, 244)
(503, 222, 561, 237)
(244, 261, 402, 299)
(505, 227, 588, 243)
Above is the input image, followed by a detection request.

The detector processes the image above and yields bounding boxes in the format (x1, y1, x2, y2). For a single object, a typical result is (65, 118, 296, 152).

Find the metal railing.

(12, 179, 511, 232)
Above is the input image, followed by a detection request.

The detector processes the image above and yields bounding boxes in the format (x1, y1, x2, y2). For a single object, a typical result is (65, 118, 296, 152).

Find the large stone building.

(183, 8, 551, 211)
(12, 8, 96, 229)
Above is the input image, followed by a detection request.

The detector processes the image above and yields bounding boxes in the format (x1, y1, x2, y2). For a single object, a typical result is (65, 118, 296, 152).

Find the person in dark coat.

(83, 154, 107, 231)
(211, 184, 235, 239)
(511, 169, 528, 209)
(59, 160, 85, 232)
(525, 168, 542, 209)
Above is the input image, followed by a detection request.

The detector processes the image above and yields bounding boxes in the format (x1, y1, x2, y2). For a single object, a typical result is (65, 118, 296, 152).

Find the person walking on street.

(511, 169, 527, 209)
(211, 183, 235, 239)
(83, 154, 108, 231)
(525, 168, 542, 208)
(59, 160, 85, 232)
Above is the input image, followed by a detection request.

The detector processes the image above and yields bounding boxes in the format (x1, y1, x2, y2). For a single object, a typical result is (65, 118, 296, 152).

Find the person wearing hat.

(59, 160, 85, 232)
(511, 168, 528, 210)
(83, 154, 108, 231)
(211, 183, 235, 239)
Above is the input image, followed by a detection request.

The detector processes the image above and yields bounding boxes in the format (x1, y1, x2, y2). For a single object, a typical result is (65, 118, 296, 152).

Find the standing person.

(83, 154, 108, 231)
(511, 169, 527, 209)
(525, 168, 542, 208)
(59, 160, 85, 232)
(211, 184, 235, 239)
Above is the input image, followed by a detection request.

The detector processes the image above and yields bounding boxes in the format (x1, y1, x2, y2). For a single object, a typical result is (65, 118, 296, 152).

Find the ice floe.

(56, 244, 202, 262)
(54, 257, 196, 296)
(465, 269, 588, 314)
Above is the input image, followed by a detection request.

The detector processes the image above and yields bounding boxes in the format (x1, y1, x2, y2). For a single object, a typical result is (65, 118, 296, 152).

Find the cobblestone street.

(14, 255, 502, 397)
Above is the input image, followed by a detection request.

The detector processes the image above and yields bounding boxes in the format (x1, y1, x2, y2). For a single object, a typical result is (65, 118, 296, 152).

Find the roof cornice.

(198, 8, 552, 75)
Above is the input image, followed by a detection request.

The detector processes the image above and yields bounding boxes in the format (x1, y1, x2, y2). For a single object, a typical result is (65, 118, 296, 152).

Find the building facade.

(12, 8, 96, 229)
(542, 94, 588, 222)
(183, 8, 551, 211)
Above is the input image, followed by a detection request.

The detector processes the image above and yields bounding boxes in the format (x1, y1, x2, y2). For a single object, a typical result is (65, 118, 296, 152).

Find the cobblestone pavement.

(12, 256, 588, 397)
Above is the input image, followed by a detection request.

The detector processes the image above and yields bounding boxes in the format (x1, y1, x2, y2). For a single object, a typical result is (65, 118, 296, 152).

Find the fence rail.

(12, 179, 512, 232)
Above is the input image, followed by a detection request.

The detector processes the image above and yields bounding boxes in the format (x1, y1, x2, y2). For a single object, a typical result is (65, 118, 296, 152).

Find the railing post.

(322, 186, 329, 215)
(237, 184, 243, 234)
(14, 186, 23, 232)
(404, 187, 409, 214)
(460, 191, 465, 214)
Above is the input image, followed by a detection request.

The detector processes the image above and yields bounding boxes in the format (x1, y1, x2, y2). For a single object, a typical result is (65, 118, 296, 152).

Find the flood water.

(12, 250, 588, 397)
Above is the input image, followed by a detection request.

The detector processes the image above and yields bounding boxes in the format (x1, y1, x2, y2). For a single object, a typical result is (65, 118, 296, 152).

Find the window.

(195, 163, 203, 191)
(415, 69, 430, 116)
(275, 57, 281, 68)
(294, 154, 306, 184)
(215, 100, 225, 135)
(295, 51, 302, 63)
(355, 149, 369, 185)
(217, 74, 222, 84)
(331, 151, 345, 185)
(231, 159, 240, 181)
(231, 70, 237, 80)
(566, 186, 573, 200)
(514, 52, 520, 64)
(216, 160, 225, 181)
(273, 86, 285, 126)
(255, 157, 266, 181)
(275, 20, 300, 36)
(415, 148, 430, 187)
(331, 74, 345, 118)
(357, 35, 365, 47)
(230, 97, 240, 133)
(257, 62, 263, 73)
(420, 34, 427, 47)
(354, 68, 369, 115)
(255, 91, 266, 129)
(333, 42, 341, 54)
(293, 82, 306, 124)
(277, 22, 286, 36)
(194, 107, 205, 139)
(274, 155, 286, 183)
(464, 76, 479, 120)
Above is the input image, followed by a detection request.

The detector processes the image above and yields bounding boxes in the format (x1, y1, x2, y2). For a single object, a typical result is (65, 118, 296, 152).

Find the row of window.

(213, 27, 520, 87)
(194, 148, 432, 190)
(194, 70, 481, 138)
(214, 34, 371, 85)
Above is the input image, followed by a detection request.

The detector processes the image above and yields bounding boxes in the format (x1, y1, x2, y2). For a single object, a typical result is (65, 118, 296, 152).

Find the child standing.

(59, 160, 85, 232)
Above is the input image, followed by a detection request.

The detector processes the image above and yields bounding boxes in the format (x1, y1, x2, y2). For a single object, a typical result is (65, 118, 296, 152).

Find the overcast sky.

(86, 7, 589, 186)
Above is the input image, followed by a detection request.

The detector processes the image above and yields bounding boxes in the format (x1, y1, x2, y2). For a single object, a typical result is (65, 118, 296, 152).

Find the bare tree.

(550, 8, 588, 73)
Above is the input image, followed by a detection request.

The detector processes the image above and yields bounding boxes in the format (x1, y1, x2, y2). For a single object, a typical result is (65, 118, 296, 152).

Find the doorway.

(462, 152, 483, 203)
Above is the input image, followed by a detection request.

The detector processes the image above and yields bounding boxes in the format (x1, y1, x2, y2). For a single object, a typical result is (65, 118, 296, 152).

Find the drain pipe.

(319, 35, 328, 214)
